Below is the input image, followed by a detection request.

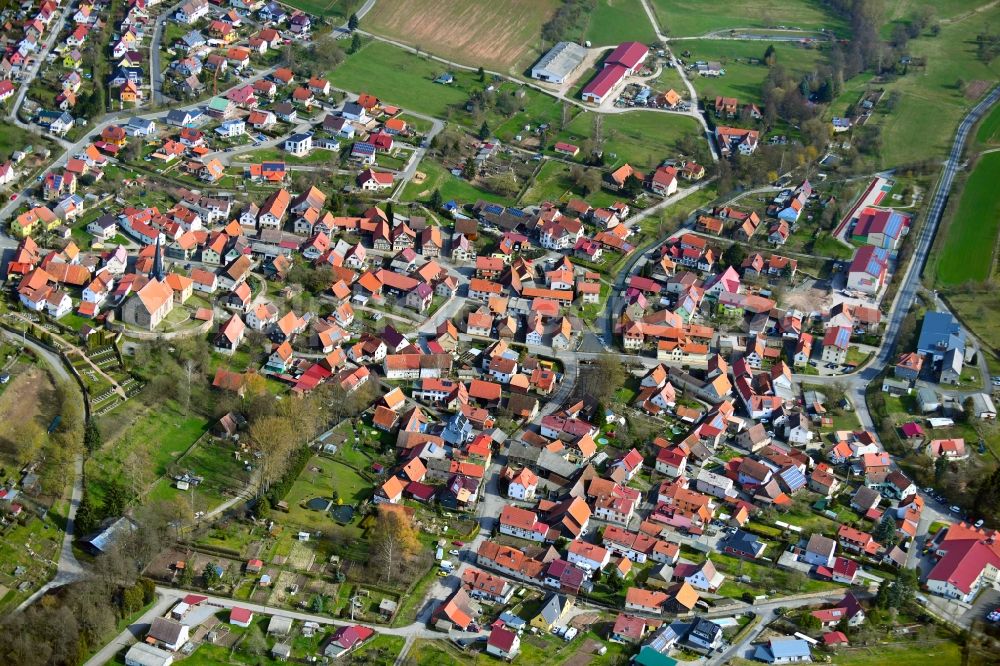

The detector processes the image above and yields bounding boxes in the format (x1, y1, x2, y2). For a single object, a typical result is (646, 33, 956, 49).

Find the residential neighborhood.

(0, 0, 997, 665)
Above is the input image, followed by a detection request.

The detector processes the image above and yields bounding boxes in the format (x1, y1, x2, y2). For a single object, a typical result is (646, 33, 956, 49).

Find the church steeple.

(152, 234, 164, 282)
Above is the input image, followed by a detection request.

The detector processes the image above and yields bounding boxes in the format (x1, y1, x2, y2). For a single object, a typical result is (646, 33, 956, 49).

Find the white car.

(449, 549, 460, 556)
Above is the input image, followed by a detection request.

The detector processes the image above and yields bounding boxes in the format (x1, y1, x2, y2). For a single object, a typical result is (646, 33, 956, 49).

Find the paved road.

(600, 180, 716, 343)
(82, 595, 176, 666)
(707, 591, 852, 665)
(150, 1, 186, 106)
(637, 0, 719, 161)
(7, 6, 73, 124)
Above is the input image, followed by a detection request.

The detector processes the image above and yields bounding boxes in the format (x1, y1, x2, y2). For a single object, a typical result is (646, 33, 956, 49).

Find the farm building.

(531, 41, 588, 84)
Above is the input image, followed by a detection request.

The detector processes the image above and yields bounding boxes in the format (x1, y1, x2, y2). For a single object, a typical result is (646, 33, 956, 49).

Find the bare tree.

(250, 416, 296, 496)
(372, 507, 420, 582)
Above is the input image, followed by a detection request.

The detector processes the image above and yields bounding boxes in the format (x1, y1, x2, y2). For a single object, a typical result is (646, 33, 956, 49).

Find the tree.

(371, 507, 420, 582)
(722, 243, 747, 268)
(934, 453, 948, 484)
(102, 480, 131, 519)
(250, 416, 296, 496)
(347, 12, 359, 30)
(429, 189, 442, 210)
(764, 44, 777, 66)
(622, 173, 642, 197)
(75, 491, 98, 534)
(872, 511, 898, 550)
(569, 165, 601, 196)
(798, 610, 821, 631)
(83, 420, 101, 454)
(241, 623, 268, 656)
(122, 583, 144, 615)
(582, 354, 626, 406)
(349, 32, 362, 54)
(202, 562, 222, 589)
(385, 201, 395, 226)
(961, 396, 975, 423)
(478, 121, 491, 140)
(462, 157, 476, 180)
(5, 420, 45, 467)
(477, 66, 485, 82)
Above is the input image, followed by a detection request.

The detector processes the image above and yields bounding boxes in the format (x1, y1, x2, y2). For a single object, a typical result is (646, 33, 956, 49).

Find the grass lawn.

(934, 151, 1000, 285)
(240, 146, 338, 165)
(826, 639, 963, 665)
(402, 158, 508, 205)
(654, 64, 690, 98)
(328, 41, 477, 117)
(89, 399, 210, 501)
(976, 101, 1000, 146)
(519, 160, 620, 206)
(582, 0, 658, 46)
(486, 87, 569, 144)
(349, 634, 405, 665)
(638, 182, 718, 235)
(363, 0, 561, 73)
(651, 0, 847, 37)
(555, 110, 703, 171)
(407, 640, 467, 666)
(147, 438, 251, 508)
(942, 291, 1000, 353)
(868, 5, 1000, 167)
(683, 40, 827, 106)
(282, 454, 372, 533)
(277, 0, 352, 17)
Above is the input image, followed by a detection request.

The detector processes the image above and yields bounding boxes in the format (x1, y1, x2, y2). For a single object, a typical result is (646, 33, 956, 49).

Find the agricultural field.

(865, 5, 1000, 167)
(554, 110, 704, 171)
(683, 40, 828, 106)
(934, 151, 1000, 286)
(651, 0, 847, 37)
(363, 0, 561, 73)
(582, 0, 658, 46)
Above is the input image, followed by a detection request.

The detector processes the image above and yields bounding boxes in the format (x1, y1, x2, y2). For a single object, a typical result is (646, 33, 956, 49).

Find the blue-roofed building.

(821, 325, 851, 365)
(832, 117, 852, 132)
(498, 611, 526, 630)
(917, 311, 965, 362)
(777, 180, 812, 222)
(722, 529, 767, 560)
(852, 207, 908, 250)
(442, 412, 473, 445)
(778, 466, 807, 493)
(847, 244, 889, 295)
(350, 141, 376, 164)
(753, 636, 811, 663)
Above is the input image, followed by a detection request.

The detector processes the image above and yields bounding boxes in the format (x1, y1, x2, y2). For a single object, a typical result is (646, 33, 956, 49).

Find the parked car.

(949, 505, 962, 514)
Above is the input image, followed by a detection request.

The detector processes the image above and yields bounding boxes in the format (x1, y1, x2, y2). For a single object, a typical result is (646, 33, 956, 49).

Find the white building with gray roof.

(531, 42, 588, 84)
